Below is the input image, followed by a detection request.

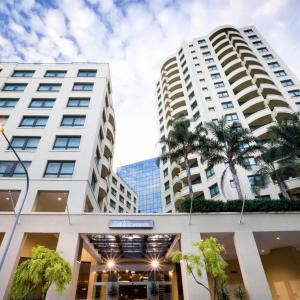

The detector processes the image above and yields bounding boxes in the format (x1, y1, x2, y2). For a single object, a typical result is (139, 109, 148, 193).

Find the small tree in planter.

(172, 237, 227, 300)
(108, 283, 118, 299)
(10, 245, 72, 300)
(234, 284, 246, 300)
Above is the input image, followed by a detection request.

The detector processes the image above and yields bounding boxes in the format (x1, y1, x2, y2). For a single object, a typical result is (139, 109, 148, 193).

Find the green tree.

(171, 237, 227, 300)
(10, 245, 72, 300)
(234, 284, 246, 300)
(160, 118, 202, 223)
(200, 117, 262, 200)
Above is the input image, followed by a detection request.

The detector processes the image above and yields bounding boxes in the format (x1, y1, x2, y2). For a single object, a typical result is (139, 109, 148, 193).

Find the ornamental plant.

(10, 245, 72, 300)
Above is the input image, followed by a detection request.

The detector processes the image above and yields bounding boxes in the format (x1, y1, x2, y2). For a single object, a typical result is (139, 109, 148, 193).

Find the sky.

(0, 0, 299, 169)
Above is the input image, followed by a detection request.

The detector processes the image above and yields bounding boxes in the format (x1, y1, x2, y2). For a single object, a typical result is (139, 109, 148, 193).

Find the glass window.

(61, 115, 85, 127)
(244, 29, 253, 34)
(225, 113, 238, 121)
(118, 206, 124, 213)
(200, 45, 208, 50)
(10, 136, 40, 150)
(208, 65, 217, 71)
(181, 60, 186, 68)
(44, 70, 66, 78)
(211, 73, 221, 79)
(44, 161, 75, 178)
(205, 58, 214, 64)
(165, 195, 171, 205)
(2, 83, 27, 91)
(126, 201, 131, 209)
(244, 157, 256, 167)
(188, 91, 195, 101)
(274, 70, 286, 77)
(112, 177, 117, 185)
(110, 199, 116, 209)
(53, 136, 81, 150)
(209, 183, 219, 197)
(111, 187, 117, 197)
(262, 54, 274, 61)
(214, 82, 225, 88)
(205, 96, 212, 101)
(127, 191, 131, 199)
(120, 184, 125, 193)
(248, 175, 263, 187)
(29, 98, 55, 108)
(268, 62, 280, 68)
(222, 101, 234, 109)
(208, 107, 215, 112)
(193, 111, 200, 121)
(206, 166, 215, 178)
(119, 195, 124, 203)
(12, 70, 34, 77)
(281, 79, 294, 87)
(202, 51, 211, 57)
(20, 116, 48, 127)
(78, 70, 97, 77)
(198, 39, 206, 44)
(91, 172, 97, 191)
(252, 41, 262, 46)
(37, 84, 61, 92)
(218, 91, 229, 98)
(186, 82, 192, 91)
(72, 83, 93, 91)
(248, 34, 258, 40)
(67, 98, 90, 108)
(163, 168, 168, 177)
(0, 161, 31, 177)
(191, 101, 197, 110)
(288, 90, 300, 98)
(257, 47, 268, 53)
(0, 98, 18, 108)
(164, 181, 169, 190)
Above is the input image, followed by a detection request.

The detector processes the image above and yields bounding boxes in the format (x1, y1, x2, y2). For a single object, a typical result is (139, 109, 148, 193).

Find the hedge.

(177, 198, 300, 213)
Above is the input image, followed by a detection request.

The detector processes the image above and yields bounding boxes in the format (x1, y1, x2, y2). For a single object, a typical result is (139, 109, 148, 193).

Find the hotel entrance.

(119, 283, 147, 299)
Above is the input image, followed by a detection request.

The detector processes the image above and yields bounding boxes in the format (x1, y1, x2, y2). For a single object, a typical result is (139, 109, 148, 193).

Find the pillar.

(234, 231, 272, 300)
(46, 233, 80, 300)
(180, 230, 210, 300)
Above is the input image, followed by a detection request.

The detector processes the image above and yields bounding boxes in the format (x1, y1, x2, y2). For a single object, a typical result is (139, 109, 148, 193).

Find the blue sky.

(0, 0, 300, 168)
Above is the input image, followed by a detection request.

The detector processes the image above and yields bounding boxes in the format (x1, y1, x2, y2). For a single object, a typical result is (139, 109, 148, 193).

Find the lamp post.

(0, 125, 30, 272)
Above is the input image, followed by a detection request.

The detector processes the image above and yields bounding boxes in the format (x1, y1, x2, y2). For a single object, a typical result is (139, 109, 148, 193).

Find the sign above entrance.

(108, 219, 154, 229)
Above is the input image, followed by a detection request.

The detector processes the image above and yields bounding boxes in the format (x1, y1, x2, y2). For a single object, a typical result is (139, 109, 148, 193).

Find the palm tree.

(200, 117, 263, 200)
(159, 119, 199, 223)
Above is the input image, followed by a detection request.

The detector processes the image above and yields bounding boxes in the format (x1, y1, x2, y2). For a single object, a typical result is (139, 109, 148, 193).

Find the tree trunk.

(277, 176, 290, 200)
(230, 164, 243, 200)
(184, 152, 194, 225)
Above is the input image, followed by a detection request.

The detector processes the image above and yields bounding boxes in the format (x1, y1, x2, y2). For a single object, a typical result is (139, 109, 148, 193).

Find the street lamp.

(0, 125, 30, 271)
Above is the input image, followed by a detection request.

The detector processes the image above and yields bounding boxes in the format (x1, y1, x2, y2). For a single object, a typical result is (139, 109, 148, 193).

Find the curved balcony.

(265, 94, 289, 110)
(223, 58, 243, 76)
(217, 44, 234, 60)
(167, 73, 181, 85)
(209, 25, 240, 43)
(227, 30, 243, 39)
(170, 96, 186, 110)
(248, 64, 269, 77)
(175, 183, 204, 205)
(166, 114, 173, 128)
(210, 31, 227, 46)
(227, 66, 248, 84)
(259, 83, 282, 97)
(98, 178, 108, 197)
(235, 42, 252, 53)
(252, 122, 273, 140)
(239, 49, 257, 60)
(214, 39, 230, 54)
(165, 64, 179, 78)
(273, 106, 294, 121)
(240, 96, 265, 114)
(231, 75, 253, 94)
(220, 51, 239, 68)
(172, 176, 183, 193)
(171, 105, 188, 119)
(161, 56, 176, 73)
(244, 56, 263, 68)
(253, 73, 274, 87)
(103, 138, 113, 159)
(282, 177, 300, 193)
(231, 36, 248, 47)
(169, 81, 182, 93)
(169, 88, 184, 101)
(106, 122, 115, 142)
(165, 61, 178, 73)
(164, 99, 171, 110)
(247, 108, 272, 129)
(171, 161, 181, 177)
(101, 156, 111, 177)
(235, 85, 259, 104)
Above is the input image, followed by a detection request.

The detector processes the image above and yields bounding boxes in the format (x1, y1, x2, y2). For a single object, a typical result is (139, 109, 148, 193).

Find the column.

(180, 230, 210, 300)
(46, 233, 80, 300)
(234, 231, 272, 300)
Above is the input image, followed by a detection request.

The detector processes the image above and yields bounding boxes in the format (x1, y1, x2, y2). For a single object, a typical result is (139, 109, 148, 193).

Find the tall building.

(117, 157, 163, 213)
(156, 25, 300, 212)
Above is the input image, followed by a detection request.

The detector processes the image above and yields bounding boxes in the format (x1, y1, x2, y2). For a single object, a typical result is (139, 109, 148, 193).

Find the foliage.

(218, 285, 230, 300)
(10, 245, 72, 300)
(171, 237, 227, 299)
(198, 117, 262, 200)
(234, 284, 246, 300)
(178, 198, 300, 213)
(108, 283, 118, 298)
(150, 282, 159, 296)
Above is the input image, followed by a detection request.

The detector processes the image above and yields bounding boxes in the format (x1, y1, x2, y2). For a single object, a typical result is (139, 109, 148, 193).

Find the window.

(127, 191, 131, 199)
(214, 82, 225, 88)
(162, 158, 167, 165)
(208, 107, 215, 112)
(253, 41, 262, 46)
(262, 54, 273, 61)
(225, 113, 238, 121)
(181, 61, 186, 68)
(184, 75, 190, 83)
(205, 96, 212, 101)
(126, 201, 131, 209)
(29, 98, 55, 108)
(78, 70, 97, 77)
(218, 91, 229, 98)
(244, 157, 256, 167)
(20, 116, 48, 127)
(200, 79, 205, 83)
(37, 83, 61, 92)
(118, 206, 124, 213)
(119, 195, 124, 203)
(274, 70, 286, 77)
(248, 175, 263, 187)
(95, 147, 100, 165)
(183, 67, 188, 75)
(179, 54, 185, 61)
(288, 90, 300, 98)
(44, 161, 75, 178)
(112, 177, 117, 185)
(160, 126, 164, 133)
(244, 29, 253, 34)
(186, 82, 192, 91)
(164, 181, 169, 190)
(208, 65, 217, 71)
(222, 101, 234, 109)
(0, 161, 31, 177)
(91, 172, 97, 191)
(111, 187, 117, 197)
(296, 102, 300, 109)
(44, 70, 66, 78)
(110, 199, 116, 209)
(12, 70, 34, 77)
(268, 62, 280, 68)
(163, 168, 168, 177)
(281, 79, 294, 87)
(193, 111, 200, 121)
(120, 184, 125, 193)
(200, 45, 208, 50)
(72, 83, 93, 91)
(165, 195, 171, 205)
(198, 39, 206, 44)
(257, 47, 268, 53)
(188, 91, 195, 101)
(205, 58, 214, 64)
(209, 183, 220, 197)
(248, 34, 258, 40)
(67, 98, 90, 108)
(206, 166, 215, 178)
(53, 136, 81, 150)
(202, 87, 208, 91)
(211, 73, 221, 79)
(61, 115, 85, 127)
(2, 83, 27, 92)
(191, 101, 197, 110)
(230, 180, 236, 188)
(202, 51, 211, 57)
(10, 136, 40, 150)
(0, 98, 18, 108)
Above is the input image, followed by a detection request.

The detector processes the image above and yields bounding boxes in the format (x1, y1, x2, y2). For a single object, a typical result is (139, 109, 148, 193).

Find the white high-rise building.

(156, 25, 300, 212)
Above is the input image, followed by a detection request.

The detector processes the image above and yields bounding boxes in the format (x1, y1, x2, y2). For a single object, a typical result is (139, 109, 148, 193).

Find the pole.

(0, 130, 30, 271)
(8, 190, 17, 219)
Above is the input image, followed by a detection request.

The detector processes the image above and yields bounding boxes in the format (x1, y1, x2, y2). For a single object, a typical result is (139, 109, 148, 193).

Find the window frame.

(44, 161, 75, 178)
(53, 136, 81, 150)
(37, 83, 61, 92)
(19, 116, 48, 128)
(0, 161, 31, 177)
(10, 136, 40, 150)
(60, 115, 86, 127)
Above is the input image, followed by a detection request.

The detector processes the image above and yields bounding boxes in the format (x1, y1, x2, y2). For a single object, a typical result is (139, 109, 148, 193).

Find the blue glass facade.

(117, 157, 163, 213)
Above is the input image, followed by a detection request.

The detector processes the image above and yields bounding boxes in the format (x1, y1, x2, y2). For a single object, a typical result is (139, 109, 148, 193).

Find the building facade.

(117, 157, 163, 213)
(156, 25, 300, 212)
